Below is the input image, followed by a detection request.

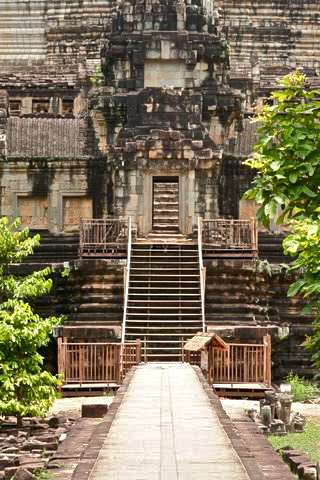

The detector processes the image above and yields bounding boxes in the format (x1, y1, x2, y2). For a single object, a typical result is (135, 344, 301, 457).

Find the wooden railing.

(79, 217, 130, 256)
(58, 339, 141, 386)
(186, 335, 271, 386)
(197, 217, 206, 332)
(201, 218, 257, 251)
(121, 217, 132, 369)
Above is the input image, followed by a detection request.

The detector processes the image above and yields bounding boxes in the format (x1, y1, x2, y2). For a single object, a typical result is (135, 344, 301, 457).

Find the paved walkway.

(89, 363, 250, 480)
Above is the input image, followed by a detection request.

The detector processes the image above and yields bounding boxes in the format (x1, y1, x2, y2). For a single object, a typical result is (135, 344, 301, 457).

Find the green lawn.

(268, 420, 320, 463)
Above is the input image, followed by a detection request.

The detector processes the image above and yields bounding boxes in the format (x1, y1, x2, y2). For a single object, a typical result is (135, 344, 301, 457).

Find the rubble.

(0, 414, 75, 479)
(278, 446, 320, 480)
(247, 391, 306, 435)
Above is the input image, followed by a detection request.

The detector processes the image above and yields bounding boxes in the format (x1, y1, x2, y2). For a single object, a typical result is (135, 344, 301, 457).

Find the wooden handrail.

(187, 339, 271, 386)
(197, 217, 206, 332)
(263, 335, 272, 387)
(57, 340, 140, 385)
(252, 217, 258, 252)
(79, 217, 130, 256)
(121, 217, 132, 371)
(201, 218, 257, 250)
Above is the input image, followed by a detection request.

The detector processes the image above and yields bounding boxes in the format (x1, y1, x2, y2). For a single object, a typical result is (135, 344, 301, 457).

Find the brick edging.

(192, 365, 266, 480)
(71, 366, 138, 480)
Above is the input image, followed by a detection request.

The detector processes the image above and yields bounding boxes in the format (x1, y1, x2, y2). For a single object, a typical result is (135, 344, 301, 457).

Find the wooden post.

(263, 335, 272, 386)
(208, 346, 212, 385)
(144, 336, 147, 363)
(185, 350, 190, 364)
(181, 337, 184, 363)
(136, 339, 141, 364)
(252, 217, 258, 254)
(79, 345, 84, 387)
(118, 344, 123, 384)
(57, 337, 63, 392)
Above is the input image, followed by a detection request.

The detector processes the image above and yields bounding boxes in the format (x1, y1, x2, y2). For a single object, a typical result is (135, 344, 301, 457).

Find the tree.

(243, 70, 320, 375)
(0, 217, 63, 426)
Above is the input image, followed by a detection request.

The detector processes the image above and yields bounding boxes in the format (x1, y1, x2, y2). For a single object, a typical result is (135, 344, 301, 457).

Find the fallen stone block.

(0, 458, 16, 469)
(297, 461, 318, 480)
(12, 468, 36, 480)
(81, 404, 109, 418)
(287, 454, 310, 473)
(280, 448, 304, 463)
(21, 441, 58, 452)
(47, 415, 68, 429)
(4, 466, 18, 479)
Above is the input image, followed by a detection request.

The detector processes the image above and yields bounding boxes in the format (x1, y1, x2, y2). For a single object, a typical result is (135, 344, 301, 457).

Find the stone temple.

(0, 0, 319, 382)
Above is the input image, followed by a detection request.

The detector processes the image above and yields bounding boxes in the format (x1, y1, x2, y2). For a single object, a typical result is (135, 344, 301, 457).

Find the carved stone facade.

(0, 1, 319, 376)
(0, 0, 241, 236)
(1, 0, 319, 235)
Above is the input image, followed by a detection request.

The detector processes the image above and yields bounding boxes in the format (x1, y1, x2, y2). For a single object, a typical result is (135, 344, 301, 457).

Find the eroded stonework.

(0, 0, 319, 376)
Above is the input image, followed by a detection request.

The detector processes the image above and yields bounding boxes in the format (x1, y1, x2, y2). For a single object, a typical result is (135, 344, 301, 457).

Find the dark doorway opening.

(152, 177, 179, 232)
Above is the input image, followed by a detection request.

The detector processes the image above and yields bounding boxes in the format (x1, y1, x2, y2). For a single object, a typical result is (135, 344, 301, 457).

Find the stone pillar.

(279, 394, 293, 426)
(261, 405, 272, 427)
(176, 0, 186, 30)
(0, 90, 8, 159)
(265, 390, 276, 422)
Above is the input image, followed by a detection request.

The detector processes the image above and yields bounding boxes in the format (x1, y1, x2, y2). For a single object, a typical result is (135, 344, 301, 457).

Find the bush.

(0, 217, 64, 426)
(284, 371, 317, 402)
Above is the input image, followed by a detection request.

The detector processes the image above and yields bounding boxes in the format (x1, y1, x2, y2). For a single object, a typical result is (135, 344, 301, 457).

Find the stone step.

(67, 313, 123, 322)
(131, 260, 198, 266)
(128, 298, 200, 303)
(126, 325, 200, 331)
(124, 241, 202, 357)
(152, 224, 180, 231)
(127, 307, 201, 312)
(72, 303, 123, 313)
(153, 205, 178, 211)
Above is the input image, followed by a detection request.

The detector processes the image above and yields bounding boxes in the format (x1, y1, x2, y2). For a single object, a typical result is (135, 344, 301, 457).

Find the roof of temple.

(7, 118, 86, 158)
(224, 118, 259, 157)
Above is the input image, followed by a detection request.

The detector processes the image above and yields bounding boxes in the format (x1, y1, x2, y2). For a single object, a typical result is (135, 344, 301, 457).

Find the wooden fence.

(79, 217, 130, 257)
(201, 218, 257, 252)
(186, 336, 271, 386)
(58, 339, 141, 386)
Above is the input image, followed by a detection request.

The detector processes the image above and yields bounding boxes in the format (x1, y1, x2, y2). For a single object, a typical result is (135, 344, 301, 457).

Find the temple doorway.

(152, 177, 179, 232)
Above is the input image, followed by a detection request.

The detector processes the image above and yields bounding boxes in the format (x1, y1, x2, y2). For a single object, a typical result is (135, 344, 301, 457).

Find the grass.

(268, 419, 320, 463)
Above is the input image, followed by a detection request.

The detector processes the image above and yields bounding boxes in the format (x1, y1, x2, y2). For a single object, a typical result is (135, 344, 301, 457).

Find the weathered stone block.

(287, 455, 310, 473)
(12, 467, 36, 480)
(297, 462, 318, 480)
(81, 404, 109, 418)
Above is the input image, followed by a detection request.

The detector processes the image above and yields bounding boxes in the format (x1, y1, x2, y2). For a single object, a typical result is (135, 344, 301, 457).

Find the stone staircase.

(205, 268, 264, 325)
(153, 180, 179, 232)
(0, 1, 47, 65)
(124, 243, 203, 361)
(25, 231, 79, 264)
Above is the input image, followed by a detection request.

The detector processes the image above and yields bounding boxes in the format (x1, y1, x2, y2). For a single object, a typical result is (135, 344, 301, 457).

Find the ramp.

(88, 363, 264, 480)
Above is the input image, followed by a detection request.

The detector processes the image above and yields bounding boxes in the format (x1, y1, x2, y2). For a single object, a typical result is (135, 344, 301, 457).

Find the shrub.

(0, 217, 64, 426)
(284, 371, 317, 402)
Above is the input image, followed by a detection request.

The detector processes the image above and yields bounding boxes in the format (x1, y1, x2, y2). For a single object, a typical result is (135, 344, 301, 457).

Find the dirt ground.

(50, 395, 114, 418)
(221, 398, 320, 424)
(50, 395, 320, 423)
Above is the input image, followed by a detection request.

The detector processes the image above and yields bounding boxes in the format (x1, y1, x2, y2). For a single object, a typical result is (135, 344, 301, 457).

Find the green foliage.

(90, 66, 104, 85)
(284, 371, 317, 402)
(268, 420, 320, 463)
(34, 470, 53, 479)
(242, 71, 320, 374)
(243, 70, 320, 228)
(0, 218, 63, 424)
(253, 259, 289, 276)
